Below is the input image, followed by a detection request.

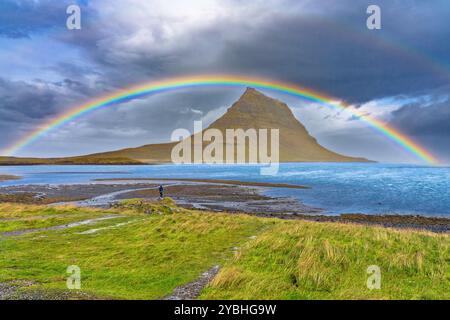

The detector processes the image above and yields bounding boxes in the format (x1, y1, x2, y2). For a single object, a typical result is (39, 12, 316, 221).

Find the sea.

(0, 163, 449, 216)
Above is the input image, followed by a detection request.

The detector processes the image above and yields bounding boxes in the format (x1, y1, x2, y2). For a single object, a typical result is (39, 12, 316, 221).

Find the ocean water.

(0, 163, 449, 216)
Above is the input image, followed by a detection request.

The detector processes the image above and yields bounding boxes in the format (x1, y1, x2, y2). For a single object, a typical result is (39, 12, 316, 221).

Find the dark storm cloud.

(389, 98, 450, 137)
(213, 3, 450, 103)
(0, 76, 98, 143)
(0, 77, 71, 149)
(3, 0, 446, 101)
(46, 0, 450, 103)
(387, 91, 450, 162)
(3, 0, 450, 100)
(0, 78, 60, 121)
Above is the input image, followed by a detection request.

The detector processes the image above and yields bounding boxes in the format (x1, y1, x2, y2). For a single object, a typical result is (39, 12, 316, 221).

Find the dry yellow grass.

(0, 174, 20, 181)
(202, 221, 449, 300)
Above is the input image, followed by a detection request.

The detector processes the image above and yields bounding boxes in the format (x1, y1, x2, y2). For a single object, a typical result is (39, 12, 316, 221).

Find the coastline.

(93, 177, 309, 189)
(0, 178, 448, 233)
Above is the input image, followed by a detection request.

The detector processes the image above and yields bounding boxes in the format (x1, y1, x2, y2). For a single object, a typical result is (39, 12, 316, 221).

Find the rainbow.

(1, 74, 439, 164)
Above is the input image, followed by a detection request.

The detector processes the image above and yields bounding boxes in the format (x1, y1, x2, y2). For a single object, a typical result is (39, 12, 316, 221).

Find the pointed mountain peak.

(242, 87, 260, 95)
(240, 87, 270, 100)
(227, 87, 289, 117)
(232, 87, 285, 112)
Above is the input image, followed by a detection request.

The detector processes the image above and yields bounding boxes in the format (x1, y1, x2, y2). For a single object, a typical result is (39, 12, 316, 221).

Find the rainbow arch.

(1, 74, 439, 164)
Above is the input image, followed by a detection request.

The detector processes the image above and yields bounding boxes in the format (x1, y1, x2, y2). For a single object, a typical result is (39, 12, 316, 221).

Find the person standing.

(159, 185, 164, 198)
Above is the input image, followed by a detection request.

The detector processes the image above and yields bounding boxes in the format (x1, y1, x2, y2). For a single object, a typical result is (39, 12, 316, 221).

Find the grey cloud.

(72, 87, 242, 140)
(50, 0, 450, 103)
(0, 76, 101, 152)
(215, 13, 449, 103)
(389, 98, 450, 137)
(388, 95, 450, 162)
(23, 87, 242, 157)
(0, 78, 60, 121)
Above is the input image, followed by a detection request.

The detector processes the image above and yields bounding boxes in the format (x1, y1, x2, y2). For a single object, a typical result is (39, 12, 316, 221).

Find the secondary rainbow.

(1, 75, 439, 164)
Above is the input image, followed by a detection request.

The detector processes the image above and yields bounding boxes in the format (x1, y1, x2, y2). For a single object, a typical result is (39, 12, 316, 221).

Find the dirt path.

(164, 265, 220, 300)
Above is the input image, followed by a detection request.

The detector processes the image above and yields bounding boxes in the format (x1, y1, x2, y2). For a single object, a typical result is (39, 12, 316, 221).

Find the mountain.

(205, 88, 369, 162)
(0, 88, 370, 165)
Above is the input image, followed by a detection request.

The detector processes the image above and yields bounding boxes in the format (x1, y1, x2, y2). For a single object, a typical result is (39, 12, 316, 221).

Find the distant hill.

(0, 156, 144, 165)
(0, 88, 370, 165)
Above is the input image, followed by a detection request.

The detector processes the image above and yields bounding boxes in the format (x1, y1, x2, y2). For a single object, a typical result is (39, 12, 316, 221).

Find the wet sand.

(94, 178, 309, 189)
(0, 179, 448, 233)
(116, 183, 318, 215)
(0, 183, 160, 204)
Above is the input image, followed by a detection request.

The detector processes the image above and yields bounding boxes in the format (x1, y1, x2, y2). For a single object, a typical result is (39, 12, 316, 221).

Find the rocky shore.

(0, 179, 448, 233)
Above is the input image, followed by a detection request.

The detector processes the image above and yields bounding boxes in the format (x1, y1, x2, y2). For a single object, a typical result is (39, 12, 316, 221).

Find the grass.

(0, 199, 448, 300)
(0, 175, 20, 181)
(0, 203, 120, 233)
(0, 203, 116, 219)
(0, 199, 271, 299)
(201, 222, 449, 300)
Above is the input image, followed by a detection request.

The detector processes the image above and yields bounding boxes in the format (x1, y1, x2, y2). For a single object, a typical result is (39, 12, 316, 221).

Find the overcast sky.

(0, 0, 449, 163)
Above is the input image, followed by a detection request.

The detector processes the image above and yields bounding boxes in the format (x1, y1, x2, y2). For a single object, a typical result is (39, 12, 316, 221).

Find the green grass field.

(0, 199, 448, 300)
(0, 204, 121, 233)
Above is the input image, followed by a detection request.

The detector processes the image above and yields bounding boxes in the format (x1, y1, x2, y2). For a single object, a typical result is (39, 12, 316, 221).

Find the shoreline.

(93, 177, 309, 189)
(0, 179, 448, 233)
